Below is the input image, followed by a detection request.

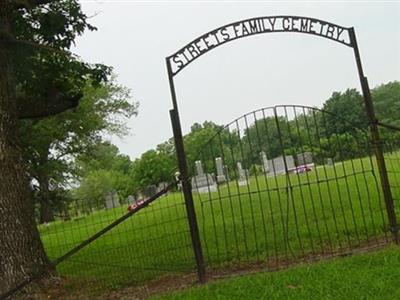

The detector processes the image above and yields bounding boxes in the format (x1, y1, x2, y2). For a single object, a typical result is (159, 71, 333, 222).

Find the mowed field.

(38, 152, 400, 288)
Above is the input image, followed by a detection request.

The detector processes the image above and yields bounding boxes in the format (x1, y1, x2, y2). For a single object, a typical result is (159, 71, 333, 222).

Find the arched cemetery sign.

(166, 16, 395, 283)
(167, 16, 353, 76)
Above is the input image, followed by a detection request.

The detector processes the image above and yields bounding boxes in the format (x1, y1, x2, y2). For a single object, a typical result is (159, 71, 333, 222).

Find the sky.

(73, 1, 400, 160)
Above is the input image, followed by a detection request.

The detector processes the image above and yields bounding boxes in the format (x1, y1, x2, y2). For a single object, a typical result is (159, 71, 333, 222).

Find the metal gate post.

(167, 59, 206, 283)
(349, 28, 399, 243)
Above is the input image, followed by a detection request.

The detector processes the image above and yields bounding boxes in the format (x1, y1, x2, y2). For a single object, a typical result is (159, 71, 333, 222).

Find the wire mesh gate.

(30, 106, 398, 292)
(30, 105, 398, 294)
(40, 185, 195, 287)
(4, 107, 397, 300)
(187, 105, 396, 274)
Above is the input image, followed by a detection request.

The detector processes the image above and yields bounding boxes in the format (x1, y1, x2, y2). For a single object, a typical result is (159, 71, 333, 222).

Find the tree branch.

(12, 0, 54, 9)
(17, 89, 82, 119)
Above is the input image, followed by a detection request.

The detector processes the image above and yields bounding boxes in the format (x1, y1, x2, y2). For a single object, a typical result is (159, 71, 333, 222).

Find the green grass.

(152, 246, 400, 300)
(38, 152, 400, 287)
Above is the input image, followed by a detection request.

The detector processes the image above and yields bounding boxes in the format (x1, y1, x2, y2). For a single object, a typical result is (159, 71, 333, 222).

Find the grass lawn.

(152, 246, 400, 300)
(38, 152, 400, 288)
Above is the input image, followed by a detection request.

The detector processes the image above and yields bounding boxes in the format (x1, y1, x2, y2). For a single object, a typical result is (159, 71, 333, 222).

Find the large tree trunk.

(0, 7, 52, 296)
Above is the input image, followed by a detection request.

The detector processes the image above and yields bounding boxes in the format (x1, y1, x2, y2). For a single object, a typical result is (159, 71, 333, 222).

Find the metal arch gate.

(166, 16, 399, 282)
(188, 105, 394, 271)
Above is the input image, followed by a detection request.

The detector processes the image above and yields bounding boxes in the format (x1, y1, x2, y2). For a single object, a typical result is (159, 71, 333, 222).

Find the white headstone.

(223, 165, 230, 181)
(237, 162, 249, 186)
(215, 157, 227, 183)
(195, 160, 204, 176)
(260, 151, 270, 173)
(268, 155, 295, 175)
(297, 152, 314, 166)
(105, 191, 120, 209)
(191, 160, 217, 193)
(105, 192, 112, 209)
(127, 195, 135, 203)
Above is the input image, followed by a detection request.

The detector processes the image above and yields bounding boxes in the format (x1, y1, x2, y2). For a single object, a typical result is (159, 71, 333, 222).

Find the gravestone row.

(191, 151, 320, 193)
(104, 152, 331, 198)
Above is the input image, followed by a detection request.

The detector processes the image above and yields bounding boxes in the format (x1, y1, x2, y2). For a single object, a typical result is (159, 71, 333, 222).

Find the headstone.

(260, 151, 270, 173)
(223, 165, 230, 181)
(237, 162, 249, 186)
(105, 192, 112, 208)
(143, 185, 157, 198)
(195, 160, 204, 176)
(211, 173, 217, 183)
(327, 158, 334, 166)
(127, 195, 135, 203)
(191, 160, 217, 193)
(297, 152, 314, 166)
(268, 155, 295, 175)
(156, 182, 168, 192)
(112, 191, 120, 207)
(105, 190, 120, 209)
(157, 181, 169, 196)
(215, 157, 227, 183)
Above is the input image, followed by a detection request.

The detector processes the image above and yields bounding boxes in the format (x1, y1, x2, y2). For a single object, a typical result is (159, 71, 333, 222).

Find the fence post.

(166, 57, 206, 282)
(170, 109, 206, 283)
(349, 28, 399, 243)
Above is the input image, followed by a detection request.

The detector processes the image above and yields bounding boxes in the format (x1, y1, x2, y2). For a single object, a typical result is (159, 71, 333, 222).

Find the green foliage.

(322, 89, 368, 135)
(156, 138, 176, 159)
(12, 0, 110, 102)
(74, 169, 131, 211)
(184, 121, 237, 174)
(372, 81, 400, 126)
(130, 150, 175, 191)
(21, 79, 136, 182)
(76, 142, 132, 176)
(242, 116, 291, 163)
(20, 79, 136, 221)
(73, 141, 134, 209)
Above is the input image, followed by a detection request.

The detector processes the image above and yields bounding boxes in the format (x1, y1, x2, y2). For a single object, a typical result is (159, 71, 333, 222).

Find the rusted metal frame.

(349, 27, 399, 243)
(167, 59, 206, 283)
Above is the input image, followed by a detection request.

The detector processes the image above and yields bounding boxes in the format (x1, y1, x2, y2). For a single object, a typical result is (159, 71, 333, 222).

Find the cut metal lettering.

(168, 16, 352, 76)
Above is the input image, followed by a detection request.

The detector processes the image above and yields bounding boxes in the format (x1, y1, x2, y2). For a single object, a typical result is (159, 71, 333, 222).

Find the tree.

(74, 141, 133, 211)
(0, 1, 111, 294)
(322, 89, 368, 136)
(242, 116, 295, 163)
(74, 169, 131, 212)
(130, 150, 175, 191)
(184, 121, 230, 173)
(76, 141, 132, 177)
(156, 137, 176, 165)
(20, 79, 137, 224)
(372, 81, 400, 127)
